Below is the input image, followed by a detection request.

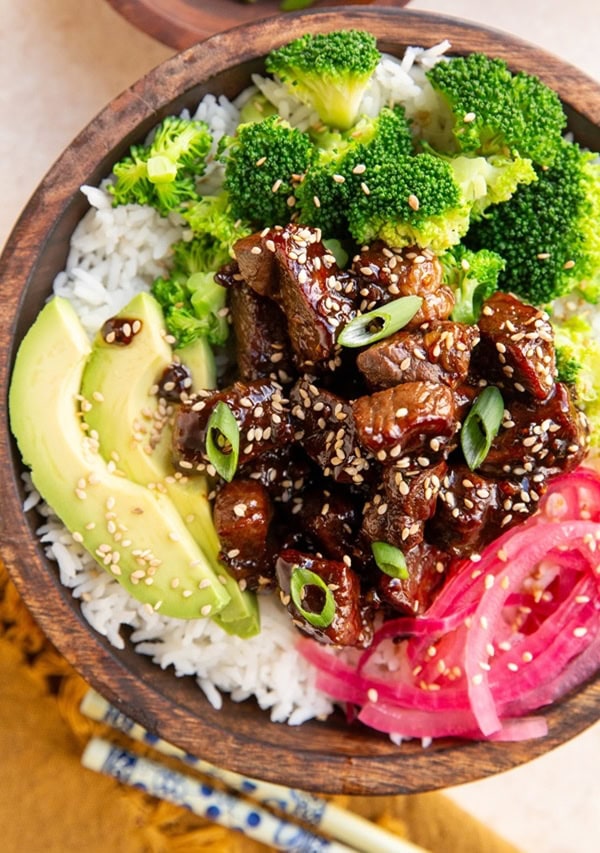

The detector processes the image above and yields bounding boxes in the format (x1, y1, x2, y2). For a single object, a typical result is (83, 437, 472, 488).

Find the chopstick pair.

(80, 689, 429, 853)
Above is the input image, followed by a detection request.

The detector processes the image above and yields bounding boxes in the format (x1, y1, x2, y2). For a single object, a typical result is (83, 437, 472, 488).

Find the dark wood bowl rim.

(1, 7, 599, 795)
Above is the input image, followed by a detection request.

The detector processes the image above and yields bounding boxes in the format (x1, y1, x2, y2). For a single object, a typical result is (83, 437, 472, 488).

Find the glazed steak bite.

(234, 225, 358, 373)
(427, 465, 503, 556)
(357, 321, 480, 390)
(382, 459, 447, 521)
(352, 381, 457, 460)
(173, 379, 293, 471)
(361, 491, 425, 552)
(352, 241, 455, 324)
(226, 274, 294, 383)
(377, 541, 449, 615)
(276, 549, 368, 646)
(296, 486, 361, 562)
(290, 378, 372, 484)
(479, 381, 589, 479)
(214, 479, 276, 590)
(474, 291, 556, 400)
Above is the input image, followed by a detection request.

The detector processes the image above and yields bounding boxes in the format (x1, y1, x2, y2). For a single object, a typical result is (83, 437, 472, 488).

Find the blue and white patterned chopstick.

(80, 689, 426, 853)
(82, 737, 354, 852)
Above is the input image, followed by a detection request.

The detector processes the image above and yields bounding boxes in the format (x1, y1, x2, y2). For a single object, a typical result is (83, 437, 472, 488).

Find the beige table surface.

(1, 1, 598, 851)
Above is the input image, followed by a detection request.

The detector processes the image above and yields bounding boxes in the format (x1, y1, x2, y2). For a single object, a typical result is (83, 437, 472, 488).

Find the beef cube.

(172, 380, 294, 473)
(276, 549, 368, 646)
(233, 232, 278, 297)
(357, 321, 479, 390)
(479, 382, 589, 479)
(228, 279, 294, 383)
(236, 225, 358, 372)
(290, 378, 373, 485)
(214, 480, 275, 590)
(297, 487, 361, 562)
(382, 459, 447, 521)
(453, 381, 481, 422)
(474, 292, 556, 400)
(377, 542, 449, 615)
(427, 465, 501, 557)
(353, 381, 457, 461)
(239, 447, 314, 505)
(352, 242, 455, 325)
(361, 491, 425, 552)
(271, 225, 357, 372)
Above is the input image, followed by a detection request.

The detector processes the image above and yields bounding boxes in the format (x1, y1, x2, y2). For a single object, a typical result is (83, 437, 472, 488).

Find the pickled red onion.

(297, 468, 600, 742)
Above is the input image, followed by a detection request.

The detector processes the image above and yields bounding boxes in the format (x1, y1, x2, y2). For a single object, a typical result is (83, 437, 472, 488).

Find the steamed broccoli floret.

(152, 253, 228, 349)
(221, 115, 315, 226)
(181, 193, 251, 268)
(445, 153, 537, 218)
(296, 106, 413, 235)
(442, 246, 505, 324)
(553, 314, 600, 446)
(425, 54, 566, 166)
(109, 117, 212, 215)
(467, 139, 600, 305)
(151, 198, 241, 350)
(345, 153, 468, 252)
(265, 30, 380, 131)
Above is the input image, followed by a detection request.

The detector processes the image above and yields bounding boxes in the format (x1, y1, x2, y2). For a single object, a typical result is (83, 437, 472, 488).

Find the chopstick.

(80, 689, 429, 853)
(82, 737, 355, 852)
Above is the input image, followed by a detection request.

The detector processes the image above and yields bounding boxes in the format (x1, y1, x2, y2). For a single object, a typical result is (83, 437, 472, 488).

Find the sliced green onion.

(205, 401, 240, 482)
(371, 542, 409, 579)
(290, 566, 336, 628)
(461, 386, 504, 470)
(337, 295, 422, 348)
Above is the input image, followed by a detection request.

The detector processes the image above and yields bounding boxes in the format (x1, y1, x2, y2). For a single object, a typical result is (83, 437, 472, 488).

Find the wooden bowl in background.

(0, 7, 599, 794)
(104, 0, 411, 51)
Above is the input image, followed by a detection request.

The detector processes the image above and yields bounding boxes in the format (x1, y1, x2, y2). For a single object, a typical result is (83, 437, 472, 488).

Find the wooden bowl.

(1, 7, 599, 795)
(104, 0, 411, 51)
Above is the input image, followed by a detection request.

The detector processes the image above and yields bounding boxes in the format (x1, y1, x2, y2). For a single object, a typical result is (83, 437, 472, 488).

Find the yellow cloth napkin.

(0, 559, 521, 853)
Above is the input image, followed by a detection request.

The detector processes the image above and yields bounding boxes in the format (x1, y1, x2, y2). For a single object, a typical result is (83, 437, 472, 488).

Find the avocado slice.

(80, 293, 259, 637)
(177, 337, 216, 392)
(9, 297, 231, 620)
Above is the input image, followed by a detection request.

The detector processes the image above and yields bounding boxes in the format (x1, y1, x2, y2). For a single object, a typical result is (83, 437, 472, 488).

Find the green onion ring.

(290, 566, 336, 628)
(461, 385, 504, 470)
(371, 542, 409, 579)
(337, 295, 423, 348)
(205, 401, 240, 482)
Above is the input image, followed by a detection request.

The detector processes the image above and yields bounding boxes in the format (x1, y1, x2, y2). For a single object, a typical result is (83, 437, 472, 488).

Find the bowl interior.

(1, 7, 599, 794)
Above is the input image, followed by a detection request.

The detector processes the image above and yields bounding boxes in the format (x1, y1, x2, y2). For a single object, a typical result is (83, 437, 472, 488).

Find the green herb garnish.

(337, 296, 422, 348)
(206, 402, 240, 482)
(372, 542, 409, 579)
(290, 566, 336, 628)
(461, 386, 504, 470)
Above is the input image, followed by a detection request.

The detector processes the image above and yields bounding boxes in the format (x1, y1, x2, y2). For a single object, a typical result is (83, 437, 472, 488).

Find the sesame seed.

(408, 193, 420, 211)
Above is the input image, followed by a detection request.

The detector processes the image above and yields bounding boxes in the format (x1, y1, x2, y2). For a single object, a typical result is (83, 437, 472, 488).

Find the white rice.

(32, 44, 452, 724)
